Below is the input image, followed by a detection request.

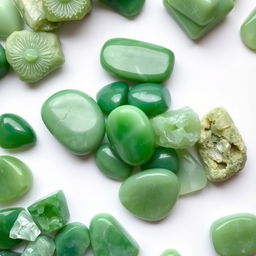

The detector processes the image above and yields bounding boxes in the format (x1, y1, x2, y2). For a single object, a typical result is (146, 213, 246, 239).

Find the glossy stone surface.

(106, 105, 155, 165)
(128, 83, 171, 117)
(211, 213, 256, 256)
(101, 38, 175, 83)
(151, 107, 201, 149)
(161, 249, 181, 256)
(0, 114, 36, 149)
(119, 169, 179, 221)
(90, 213, 139, 256)
(0, 156, 33, 204)
(55, 222, 90, 256)
(28, 190, 70, 233)
(141, 147, 178, 174)
(0, 208, 24, 250)
(96, 144, 133, 180)
(0, 44, 10, 78)
(42, 90, 105, 155)
(0, 251, 20, 256)
(97, 81, 129, 115)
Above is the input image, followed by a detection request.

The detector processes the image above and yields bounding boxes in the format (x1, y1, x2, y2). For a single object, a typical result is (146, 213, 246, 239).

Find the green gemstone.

(101, 38, 175, 83)
(0, 156, 33, 204)
(90, 213, 139, 256)
(128, 83, 171, 117)
(0, 114, 36, 149)
(0, 44, 10, 78)
(0, 208, 24, 250)
(0, 251, 20, 256)
(55, 222, 90, 256)
(96, 81, 129, 115)
(28, 190, 70, 233)
(141, 147, 178, 174)
(106, 105, 155, 165)
(41, 90, 105, 155)
(119, 169, 179, 221)
(211, 213, 256, 256)
(161, 249, 181, 256)
(96, 144, 133, 180)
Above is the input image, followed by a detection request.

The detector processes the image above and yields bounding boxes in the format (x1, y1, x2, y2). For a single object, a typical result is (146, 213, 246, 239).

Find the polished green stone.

(106, 105, 155, 165)
(96, 144, 133, 180)
(128, 83, 171, 117)
(90, 213, 139, 256)
(161, 249, 181, 256)
(119, 169, 179, 221)
(0, 114, 36, 149)
(42, 90, 105, 155)
(0, 156, 33, 204)
(0, 251, 20, 256)
(96, 81, 129, 115)
(0, 208, 24, 250)
(28, 190, 70, 233)
(55, 222, 90, 256)
(0, 44, 10, 78)
(211, 213, 256, 256)
(101, 38, 175, 83)
(141, 147, 178, 174)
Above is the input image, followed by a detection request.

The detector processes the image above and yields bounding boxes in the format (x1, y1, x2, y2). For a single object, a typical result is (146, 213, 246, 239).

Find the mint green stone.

(90, 213, 139, 256)
(161, 249, 181, 256)
(0, 251, 20, 256)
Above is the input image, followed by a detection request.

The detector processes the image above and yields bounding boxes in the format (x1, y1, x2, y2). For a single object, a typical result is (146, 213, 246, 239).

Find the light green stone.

(161, 249, 181, 256)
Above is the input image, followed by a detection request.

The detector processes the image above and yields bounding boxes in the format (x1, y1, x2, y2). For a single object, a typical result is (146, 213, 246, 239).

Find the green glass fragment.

(0, 44, 10, 78)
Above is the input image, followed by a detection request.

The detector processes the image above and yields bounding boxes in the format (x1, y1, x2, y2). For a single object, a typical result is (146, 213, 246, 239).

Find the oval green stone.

(161, 249, 181, 256)
(106, 105, 155, 165)
(41, 90, 105, 155)
(119, 169, 179, 221)
(101, 38, 175, 83)
(0, 44, 10, 78)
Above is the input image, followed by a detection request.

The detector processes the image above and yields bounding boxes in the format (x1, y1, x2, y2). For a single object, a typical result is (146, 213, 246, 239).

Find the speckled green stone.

(161, 249, 181, 256)
(0, 44, 10, 78)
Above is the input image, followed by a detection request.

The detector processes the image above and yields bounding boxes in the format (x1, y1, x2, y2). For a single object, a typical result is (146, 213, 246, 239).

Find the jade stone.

(0, 251, 20, 256)
(128, 83, 171, 117)
(141, 147, 179, 174)
(106, 105, 155, 165)
(119, 169, 179, 221)
(161, 249, 181, 256)
(0, 156, 33, 204)
(55, 222, 90, 256)
(96, 144, 133, 180)
(28, 190, 70, 233)
(0, 44, 10, 78)
(197, 107, 247, 182)
(0, 114, 36, 149)
(0, 208, 24, 250)
(151, 107, 201, 149)
(42, 90, 105, 155)
(96, 81, 129, 115)
(90, 213, 139, 256)
(211, 213, 256, 256)
(101, 38, 175, 83)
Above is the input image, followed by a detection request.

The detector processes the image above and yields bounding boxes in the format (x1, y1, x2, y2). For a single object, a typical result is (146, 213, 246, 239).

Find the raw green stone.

(96, 144, 133, 180)
(0, 251, 20, 256)
(128, 83, 171, 117)
(0, 156, 33, 204)
(55, 222, 90, 256)
(90, 213, 139, 256)
(0, 114, 36, 149)
(9, 210, 41, 242)
(151, 107, 201, 149)
(28, 190, 70, 233)
(96, 81, 129, 115)
(0, 44, 10, 78)
(106, 105, 155, 165)
(0, 208, 24, 250)
(141, 147, 178, 174)
(119, 169, 179, 221)
(41, 90, 105, 155)
(101, 38, 175, 83)
(161, 249, 181, 256)
(211, 213, 256, 256)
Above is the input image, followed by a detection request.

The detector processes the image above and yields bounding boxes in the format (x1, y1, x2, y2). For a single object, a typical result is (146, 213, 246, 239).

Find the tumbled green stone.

(211, 213, 256, 256)
(55, 222, 90, 256)
(96, 81, 129, 115)
(106, 105, 155, 165)
(0, 251, 20, 256)
(96, 144, 133, 180)
(161, 249, 181, 256)
(42, 90, 105, 155)
(0, 208, 24, 250)
(101, 38, 175, 83)
(0, 44, 10, 78)
(128, 83, 171, 117)
(0, 156, 33, 204)
(151, 107, 201, 149)
(90, 213, 139, 256)
(28, 190, 70, 233)
(119, 169, 179, 221)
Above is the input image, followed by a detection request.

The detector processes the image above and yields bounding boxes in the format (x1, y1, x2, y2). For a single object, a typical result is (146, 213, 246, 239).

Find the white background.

(0, 0, 256, 255)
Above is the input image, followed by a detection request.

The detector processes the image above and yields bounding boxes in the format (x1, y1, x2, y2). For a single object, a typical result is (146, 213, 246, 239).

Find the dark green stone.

(0, 251, 20, 256)
(0, 44, 10, 78)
